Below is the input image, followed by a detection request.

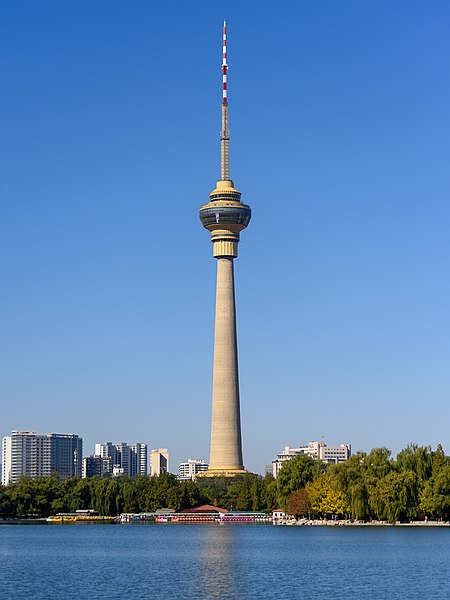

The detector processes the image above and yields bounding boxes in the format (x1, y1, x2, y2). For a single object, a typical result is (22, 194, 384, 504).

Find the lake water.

(1, 523, 449, 599)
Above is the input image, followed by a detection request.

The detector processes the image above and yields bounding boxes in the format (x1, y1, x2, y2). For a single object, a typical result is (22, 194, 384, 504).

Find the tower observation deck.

(199, 22, 251, 477)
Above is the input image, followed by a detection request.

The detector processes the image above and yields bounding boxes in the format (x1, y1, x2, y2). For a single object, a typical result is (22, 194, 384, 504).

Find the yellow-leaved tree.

(305, 474, 350, 518)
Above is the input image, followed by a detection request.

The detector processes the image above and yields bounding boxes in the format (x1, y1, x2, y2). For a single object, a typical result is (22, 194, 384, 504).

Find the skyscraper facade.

(48, 433, 83, 480)
(149, 448, 169, 476)
(1, 430, 82, 485)
(199, 23, 251, 477)
(92, 441, 148, 477)
(82, 455, 113, 478)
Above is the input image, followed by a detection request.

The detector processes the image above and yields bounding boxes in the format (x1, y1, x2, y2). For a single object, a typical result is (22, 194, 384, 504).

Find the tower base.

(197, 467, 248, 478)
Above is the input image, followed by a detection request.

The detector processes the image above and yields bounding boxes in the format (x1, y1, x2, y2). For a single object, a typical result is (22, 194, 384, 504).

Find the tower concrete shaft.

(209, 256, 244, 472)
(199, 22, 251, 476)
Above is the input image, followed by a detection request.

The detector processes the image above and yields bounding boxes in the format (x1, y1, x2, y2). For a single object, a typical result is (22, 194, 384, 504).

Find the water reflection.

(195, 525, 240, 599)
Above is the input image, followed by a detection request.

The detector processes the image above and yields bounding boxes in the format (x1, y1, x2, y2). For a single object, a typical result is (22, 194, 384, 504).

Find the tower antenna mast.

(221, 21, 230, 181)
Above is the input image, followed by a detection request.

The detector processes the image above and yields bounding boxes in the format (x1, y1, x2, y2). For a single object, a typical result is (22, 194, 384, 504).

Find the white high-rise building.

(91, 442, 147, 477)
(178, 459, 209, 480)
(95, 442, 115, 460)
(2, 430, 83, 485)
(272, 441, 351, 478)
(2, 436, 12, 486)
(150, 448, 169, 476)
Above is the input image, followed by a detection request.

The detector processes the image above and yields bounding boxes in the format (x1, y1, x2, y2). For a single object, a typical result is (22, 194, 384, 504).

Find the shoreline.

(277, 518, 450, 527)
(2, 517, 450, 528)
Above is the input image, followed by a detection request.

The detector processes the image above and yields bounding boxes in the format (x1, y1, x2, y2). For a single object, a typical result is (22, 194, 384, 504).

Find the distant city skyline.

(2, 426, 352, 484)
(3, 425, 448, 483)
(1, 2, 449, 474)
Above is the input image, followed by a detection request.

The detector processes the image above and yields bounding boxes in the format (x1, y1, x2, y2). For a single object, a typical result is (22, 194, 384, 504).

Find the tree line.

(0, 472, 278, 518)
(1, 444, 450, 522)
(283, 444, 450, 522)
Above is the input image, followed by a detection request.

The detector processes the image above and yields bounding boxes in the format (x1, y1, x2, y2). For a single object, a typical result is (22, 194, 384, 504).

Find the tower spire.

(221, 20, 230, 181)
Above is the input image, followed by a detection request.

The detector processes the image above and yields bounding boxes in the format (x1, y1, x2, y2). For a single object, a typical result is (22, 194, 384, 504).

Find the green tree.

(196, 476, 230, 508)
(250, 476, 265, 511)
(431, 444, 449, 478)
(67, 478, 92, 512)
(261, 474, 278, 512)
(7, 476, 65, 517)
(120, 478, 140, 513)
(90, 477, 113, 514)
(236, 475, 253, 511)
(369, 471, 419, 522)
(0, 486, 14, 517)
(364, 448, 392, 483)
(178, 480, 204, 510)
(328, 454, 369, 519)
(396, 444, 432, 485)
(420, 465, 450, 519)
(277, 454, 320, 509)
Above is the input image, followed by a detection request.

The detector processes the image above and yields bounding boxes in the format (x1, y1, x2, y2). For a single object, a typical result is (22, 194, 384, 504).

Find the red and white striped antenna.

(221, 20, 230, 180)
(222, 20, 228, 104)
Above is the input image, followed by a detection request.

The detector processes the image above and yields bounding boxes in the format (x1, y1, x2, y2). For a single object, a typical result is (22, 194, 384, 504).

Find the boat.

(46, 510, 116, 523)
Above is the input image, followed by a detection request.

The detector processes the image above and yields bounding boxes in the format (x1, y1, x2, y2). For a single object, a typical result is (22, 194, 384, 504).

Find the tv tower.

(199, 22, 251, 476)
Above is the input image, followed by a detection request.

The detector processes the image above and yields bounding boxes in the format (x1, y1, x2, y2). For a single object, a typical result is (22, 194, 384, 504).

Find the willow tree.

(369, 471, 419, 522)
(396, 444, 432, 485)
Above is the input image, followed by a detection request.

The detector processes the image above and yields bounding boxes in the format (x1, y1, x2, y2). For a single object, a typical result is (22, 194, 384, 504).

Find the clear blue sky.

(1, 1, 449, 474)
